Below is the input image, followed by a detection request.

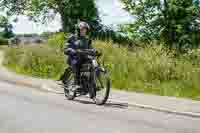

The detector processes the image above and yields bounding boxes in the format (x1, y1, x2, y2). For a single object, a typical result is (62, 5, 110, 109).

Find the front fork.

(88, 59, 101, 98)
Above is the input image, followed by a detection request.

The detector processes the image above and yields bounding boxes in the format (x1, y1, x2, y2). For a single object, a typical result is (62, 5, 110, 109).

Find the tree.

(0, 0, 99, 33)
(121, 0, 200, 49)
(0, 15, 14, 38)
(0, 15, 8, 30)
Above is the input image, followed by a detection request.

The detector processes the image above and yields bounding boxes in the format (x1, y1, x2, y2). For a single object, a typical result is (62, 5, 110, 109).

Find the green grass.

(3, 44, 66, 79)
(3, 38, 200, 100)
(94, 41, 200, 99)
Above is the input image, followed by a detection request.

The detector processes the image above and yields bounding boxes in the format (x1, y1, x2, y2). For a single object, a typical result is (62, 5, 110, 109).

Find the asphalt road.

(0, 81, 200, 133)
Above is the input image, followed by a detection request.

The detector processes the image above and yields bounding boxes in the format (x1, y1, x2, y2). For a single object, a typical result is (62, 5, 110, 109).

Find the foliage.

(0, 15, 14, 39)
(0, 0, 99, 33)
(0, 15, 8, 28)
(47, 32, 65, 49)
(0, 37, 8, 45)
(0, 1, 131, 43)
(121, 0, 200, 49)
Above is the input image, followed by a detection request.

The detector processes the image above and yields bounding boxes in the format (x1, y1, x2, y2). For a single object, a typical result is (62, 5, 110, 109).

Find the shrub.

(0, 37, 8, 45)
(47, 32, 65, 49)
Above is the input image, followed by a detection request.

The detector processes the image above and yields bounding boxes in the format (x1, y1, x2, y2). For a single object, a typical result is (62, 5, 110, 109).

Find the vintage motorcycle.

(62, 49, 110, 105)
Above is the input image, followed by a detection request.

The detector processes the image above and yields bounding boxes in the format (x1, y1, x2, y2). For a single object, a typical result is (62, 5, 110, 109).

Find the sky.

(10, 0, 133, 34)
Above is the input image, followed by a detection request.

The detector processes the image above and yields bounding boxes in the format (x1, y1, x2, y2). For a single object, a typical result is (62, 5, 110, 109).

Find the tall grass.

(3, 45, 66, 79)
(95, 41, 200, 99)
(3, 38, 200, 100)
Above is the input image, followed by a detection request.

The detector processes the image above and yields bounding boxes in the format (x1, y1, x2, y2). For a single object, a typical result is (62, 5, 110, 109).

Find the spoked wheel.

(92, 67, 110, 105)
(63, 68, 76, 100)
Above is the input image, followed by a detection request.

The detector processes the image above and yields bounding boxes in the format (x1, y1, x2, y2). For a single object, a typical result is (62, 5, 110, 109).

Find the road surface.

(0, 81, 200, 133)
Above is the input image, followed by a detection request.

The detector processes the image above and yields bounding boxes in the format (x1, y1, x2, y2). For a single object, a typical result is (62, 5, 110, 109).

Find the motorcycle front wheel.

(92, 67, 110, 105)
(63, 68, 76, 100)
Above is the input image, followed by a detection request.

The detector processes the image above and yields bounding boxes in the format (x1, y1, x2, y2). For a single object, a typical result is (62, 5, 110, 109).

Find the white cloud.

(11, 15, 62, 34)
(96, 0, 133, 25)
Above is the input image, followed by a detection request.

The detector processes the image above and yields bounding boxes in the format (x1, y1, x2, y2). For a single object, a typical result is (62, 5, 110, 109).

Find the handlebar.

(76, 49, 102, 57)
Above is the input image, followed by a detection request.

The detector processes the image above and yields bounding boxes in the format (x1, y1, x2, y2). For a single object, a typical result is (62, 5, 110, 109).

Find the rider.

(64, 21, 93, 86)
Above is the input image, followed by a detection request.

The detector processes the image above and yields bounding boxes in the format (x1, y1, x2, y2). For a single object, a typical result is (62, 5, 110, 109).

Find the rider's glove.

(65, 48, 76, 55)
